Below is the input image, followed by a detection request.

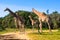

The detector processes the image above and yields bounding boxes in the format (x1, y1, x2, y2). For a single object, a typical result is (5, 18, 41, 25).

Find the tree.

(0, 17, 5, 31)
(49, 11, 60, 29)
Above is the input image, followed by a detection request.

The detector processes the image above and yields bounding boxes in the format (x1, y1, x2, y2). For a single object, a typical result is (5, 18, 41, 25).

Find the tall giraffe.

(4, 8, 25, 32)
(32, 8, 51, 33)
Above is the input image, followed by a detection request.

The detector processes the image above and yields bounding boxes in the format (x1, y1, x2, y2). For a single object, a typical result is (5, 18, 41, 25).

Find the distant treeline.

(0, 10, 60, 31)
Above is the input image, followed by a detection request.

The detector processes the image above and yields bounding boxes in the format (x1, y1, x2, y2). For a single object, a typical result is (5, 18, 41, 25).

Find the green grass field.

(0, 28, 19, 34)
(28, 29, 60, 40)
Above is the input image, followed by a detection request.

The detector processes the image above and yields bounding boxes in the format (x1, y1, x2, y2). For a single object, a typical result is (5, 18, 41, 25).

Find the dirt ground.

(0, 32, 30, 40)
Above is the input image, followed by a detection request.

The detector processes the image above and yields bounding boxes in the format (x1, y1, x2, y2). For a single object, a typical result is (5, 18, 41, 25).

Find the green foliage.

(49, 11, 60, 29)
(0, 18, 5, 31)
(2, 14, 15, 28)
(0, 10, 60, 30)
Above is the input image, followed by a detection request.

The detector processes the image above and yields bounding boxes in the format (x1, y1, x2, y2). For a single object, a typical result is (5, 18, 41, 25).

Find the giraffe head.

(4, 8, 10, 11)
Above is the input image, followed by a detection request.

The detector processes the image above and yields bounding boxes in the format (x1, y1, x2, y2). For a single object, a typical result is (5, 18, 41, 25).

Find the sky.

(0, 0, 60, 17)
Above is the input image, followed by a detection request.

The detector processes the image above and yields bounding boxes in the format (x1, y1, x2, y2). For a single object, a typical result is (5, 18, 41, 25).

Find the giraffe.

(4, 8, 25, 32)
(29, 15, 40, 32)
(32, 8, 51, 33)
(29, 15, 36, 31)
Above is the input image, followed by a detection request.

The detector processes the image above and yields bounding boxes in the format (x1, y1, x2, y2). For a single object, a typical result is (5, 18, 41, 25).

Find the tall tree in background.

(0, 17, 5, 31)
(50, 11, 60, 29)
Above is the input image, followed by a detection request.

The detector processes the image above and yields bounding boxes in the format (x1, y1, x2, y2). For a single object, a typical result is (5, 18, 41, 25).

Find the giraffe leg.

(22, 24, 25, 32)
(40, 21, 42, 33)
(19, 24, 24, 33)
(14, 18, 17, 32)
(32, 25, 34, 32)
(32, 23, 34, 32)
(37, 23, 40, 33)
(47, 22, 51, 32)
(18, 20, 22, 32)
(14, 18, 19, 32)
(39, 19, 42, 33)
(36, 20, 40, 33)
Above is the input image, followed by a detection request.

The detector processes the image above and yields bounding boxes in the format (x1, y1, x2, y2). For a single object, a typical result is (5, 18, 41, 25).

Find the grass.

(0, 28, 60, 40)
(28, 30, 60, 40)
(0, 28, 19, 34)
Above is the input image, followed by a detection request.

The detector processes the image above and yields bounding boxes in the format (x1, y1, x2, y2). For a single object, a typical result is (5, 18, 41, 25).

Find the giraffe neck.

(5, 9, 24, 24)
(29, 17, 32, 21)
(32, 9, 43, 17)
(29, 17, 33, 21)
(6, 9, 17, 18)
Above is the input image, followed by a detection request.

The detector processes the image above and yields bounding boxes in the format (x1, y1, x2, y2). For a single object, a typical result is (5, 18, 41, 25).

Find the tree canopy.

(0, 10, 60, 31)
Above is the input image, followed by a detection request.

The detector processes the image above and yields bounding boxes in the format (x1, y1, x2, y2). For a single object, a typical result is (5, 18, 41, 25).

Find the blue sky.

(0, 0, 60, 17)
